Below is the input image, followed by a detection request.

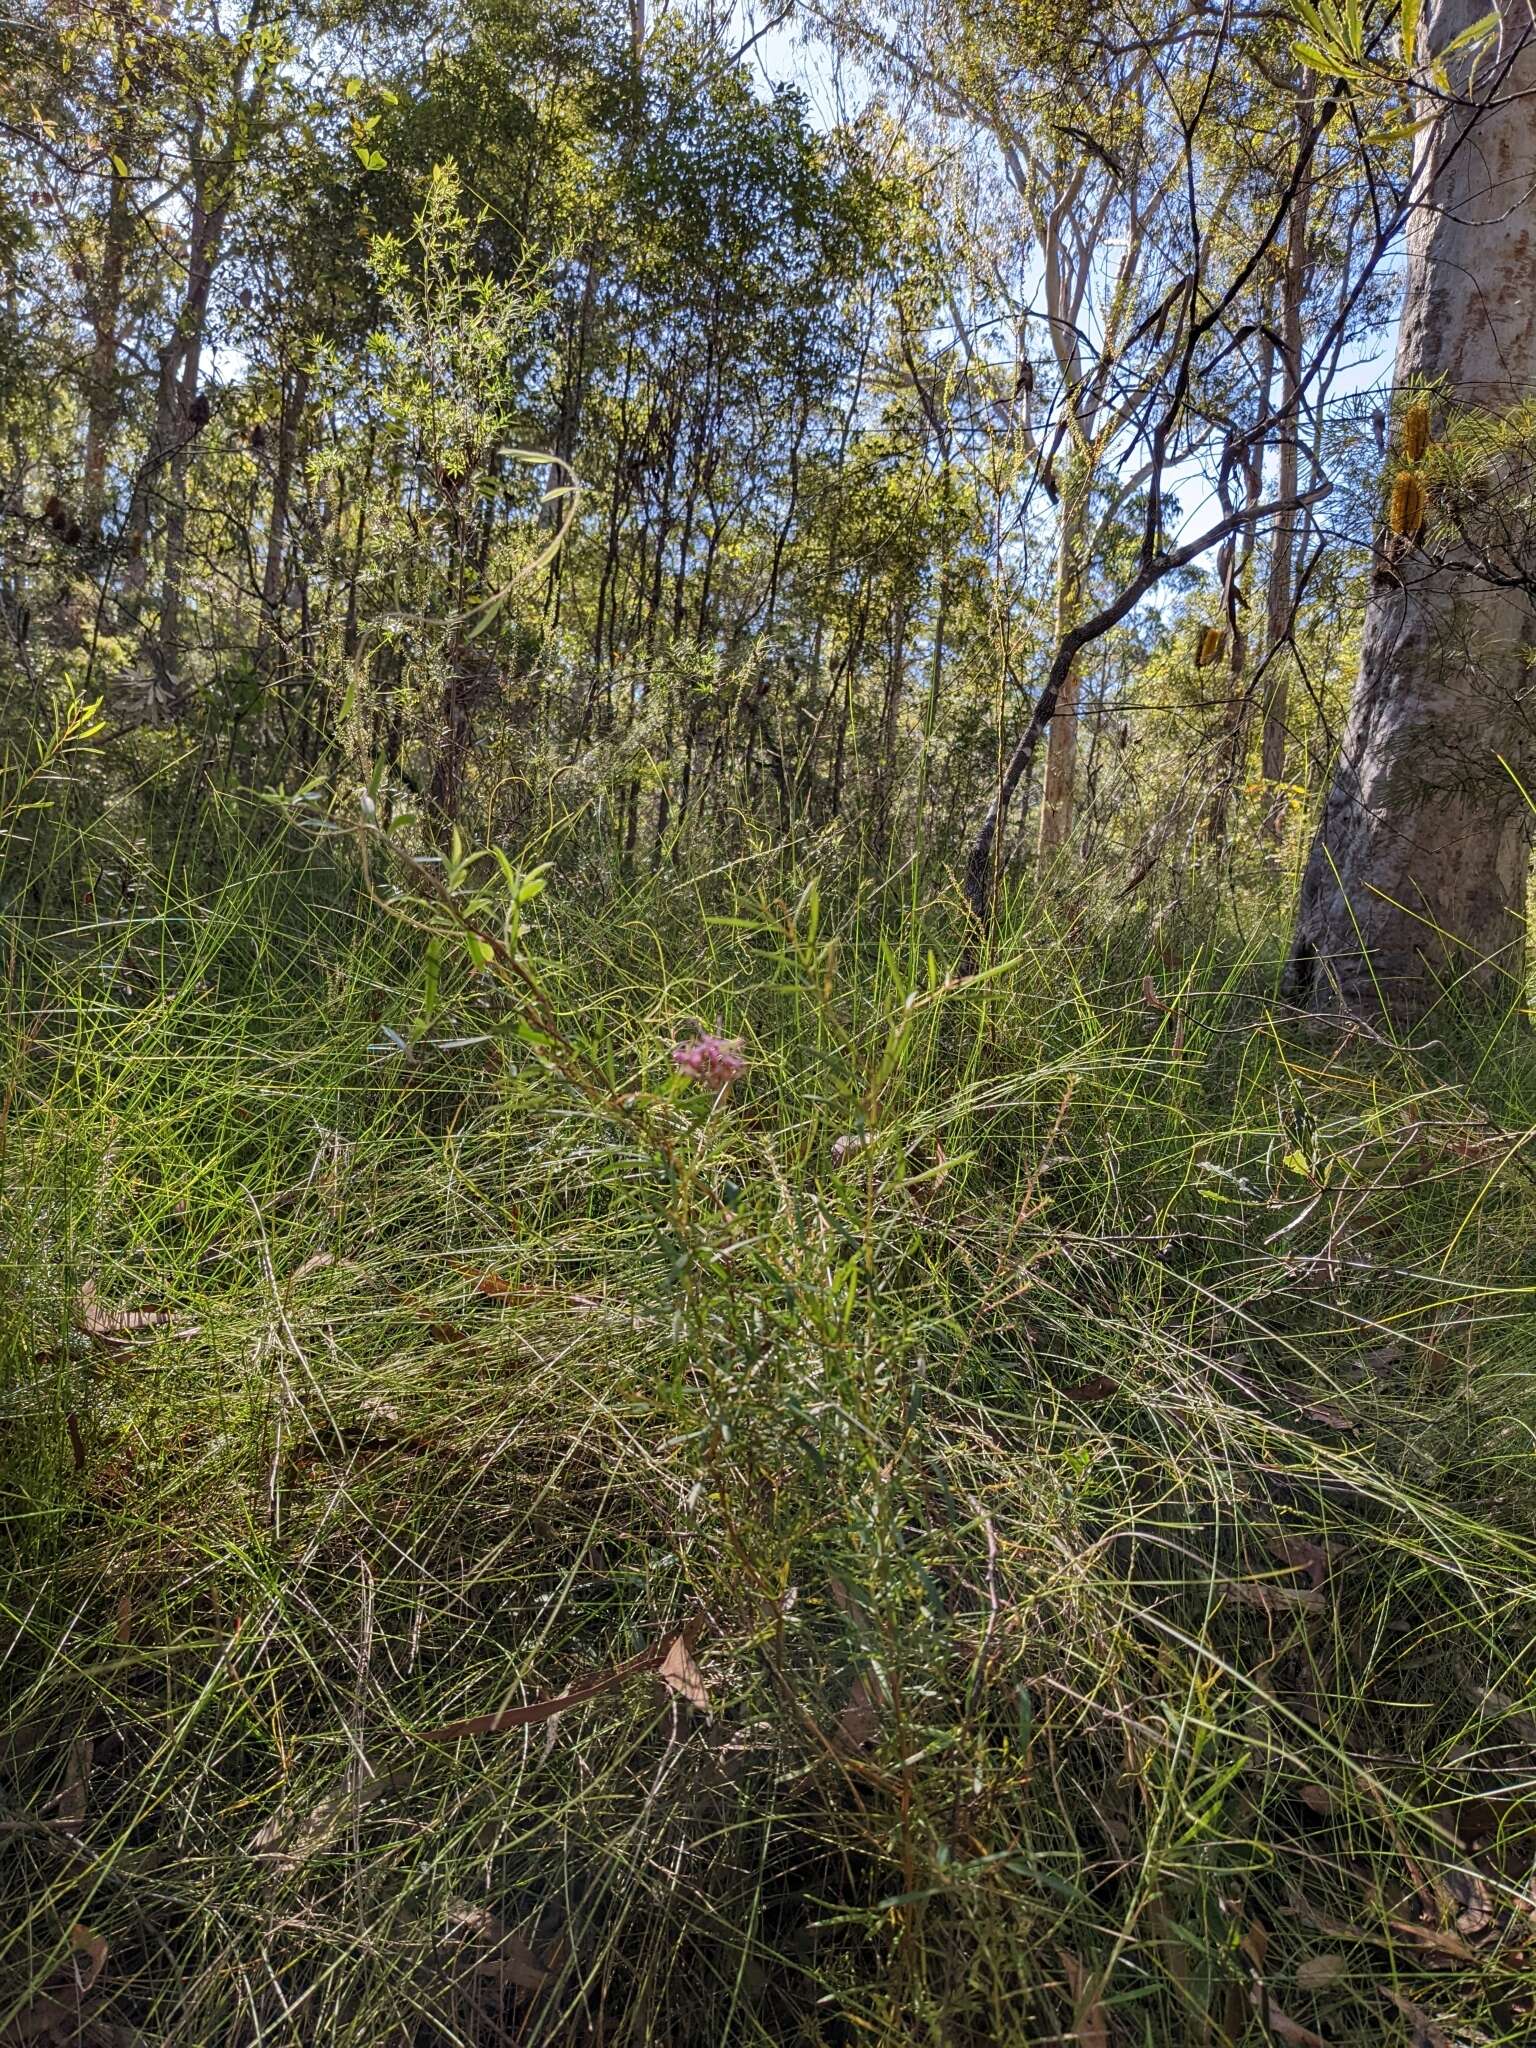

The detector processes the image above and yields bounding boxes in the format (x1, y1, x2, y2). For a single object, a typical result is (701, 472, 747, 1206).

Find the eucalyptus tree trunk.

(256, 364, 309, 670)
(1288, 0, 1536, 1018)
(154, 138, 231, 685)
(1035, 490, 1086, 868)
(1259, 109, 1313, 830)
(83, 129, 134, 529)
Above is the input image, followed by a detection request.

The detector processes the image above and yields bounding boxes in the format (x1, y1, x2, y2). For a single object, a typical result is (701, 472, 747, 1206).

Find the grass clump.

(4, 805, 1536, 2046)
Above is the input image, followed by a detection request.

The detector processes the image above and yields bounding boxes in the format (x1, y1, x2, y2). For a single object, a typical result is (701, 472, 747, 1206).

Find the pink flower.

(672, 1033, 746, 1094)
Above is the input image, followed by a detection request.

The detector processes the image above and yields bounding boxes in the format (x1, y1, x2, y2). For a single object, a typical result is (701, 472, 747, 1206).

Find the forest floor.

(4, 811, 1536, 2047)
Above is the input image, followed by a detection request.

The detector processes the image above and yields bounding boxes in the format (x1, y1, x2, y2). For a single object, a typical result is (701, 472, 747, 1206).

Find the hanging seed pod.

(1195, 625, 1226, 669)
(1402, 401, 1431, 463)
(1388, 471, 1427, 537)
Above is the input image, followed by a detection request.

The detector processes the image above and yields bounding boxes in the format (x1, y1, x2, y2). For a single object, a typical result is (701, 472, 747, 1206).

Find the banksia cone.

(1388, 470, 1427, 537)
(1195, 625, 1226, 669)
(1401, 401, 1431, 463)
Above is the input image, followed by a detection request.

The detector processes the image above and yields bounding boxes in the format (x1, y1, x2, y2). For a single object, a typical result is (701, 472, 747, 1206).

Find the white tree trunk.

(1289, 0, 1536, 1018)
(1260, 111, 1313, 826)
(1036, 492, 1086, 869)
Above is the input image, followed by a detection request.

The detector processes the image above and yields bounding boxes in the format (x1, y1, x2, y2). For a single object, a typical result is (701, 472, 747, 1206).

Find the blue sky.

(724, 1, 1397, 561)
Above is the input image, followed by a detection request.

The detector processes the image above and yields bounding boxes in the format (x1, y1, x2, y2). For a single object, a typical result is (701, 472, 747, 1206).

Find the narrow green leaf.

(1290, 0, 1338, 45)
(1438, 7, 1497, 57)
(1400, 0, 1420, 64)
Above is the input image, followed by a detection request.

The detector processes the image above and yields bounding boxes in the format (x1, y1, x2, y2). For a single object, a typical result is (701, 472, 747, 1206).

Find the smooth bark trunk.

(1288, 0, 1536, 1018)
(1035, 493, 1087, 869)
(257, 364, 308, 669)
(1259, 109, 1314, 825)
(83, 121, 134, 529)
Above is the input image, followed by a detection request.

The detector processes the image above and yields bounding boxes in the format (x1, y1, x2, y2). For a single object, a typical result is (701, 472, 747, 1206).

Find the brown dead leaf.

(1299, 1785, 1336, 1815)
(1251, 1985, 1326, 2045)
(1358, 1342, 1403, 1376)
(1268, 1537, 1332, 1590)
(474, 1930, 548, 1994)
(1062, 1373, 1118, 1403)
(1296, 1398, 1357, 1431)
(0, 1926, 111, 2046)
(1383, 1991, 1452, 2048)
(444, 1900, 548, 1994)
(1285, 1888, 1479, 1964)
(1058, 1949, 1108, 2048)
(827, 1576, 867, 1623)
(67, 1925, 107, 1998)
(1438, 1860, 1494, 1938)
(461, 1267, 513, 1298)
(836, 1673, 883, 1750)
(58, 1737, 93, 1831)
(1385, 1916, 1478, 1962)
(1220, 1578, 1325, 1617)
(1475, 1685, 1536, 1750)
(0, 1992, 72, 2044)
(1293, 1954, 1346, 1992)
(657, 1634, 710, 1714)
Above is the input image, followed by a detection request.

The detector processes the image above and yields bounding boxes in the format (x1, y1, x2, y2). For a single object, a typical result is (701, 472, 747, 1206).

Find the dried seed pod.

(1402, 401, 1431, 463)
(1195, 625, 1226, 669)
(1388, 471, 1427, 537)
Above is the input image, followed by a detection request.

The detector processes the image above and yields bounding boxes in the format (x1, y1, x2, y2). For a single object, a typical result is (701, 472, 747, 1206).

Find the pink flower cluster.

(671, 1033, 746, 1093)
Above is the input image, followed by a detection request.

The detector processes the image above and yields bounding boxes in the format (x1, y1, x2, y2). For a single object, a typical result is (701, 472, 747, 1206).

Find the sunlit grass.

(3, 812, 1536, 2045)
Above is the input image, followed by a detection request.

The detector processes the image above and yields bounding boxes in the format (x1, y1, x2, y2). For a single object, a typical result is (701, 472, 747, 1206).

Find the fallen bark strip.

(417, 1638, 680, 1743)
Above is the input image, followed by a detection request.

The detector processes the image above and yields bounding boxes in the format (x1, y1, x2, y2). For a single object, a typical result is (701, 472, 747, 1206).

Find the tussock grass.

(4, 814, 1536, 2045)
